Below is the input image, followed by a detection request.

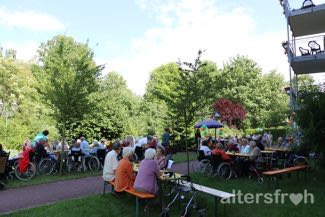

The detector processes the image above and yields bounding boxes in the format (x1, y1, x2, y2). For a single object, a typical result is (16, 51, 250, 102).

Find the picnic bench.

(263, 165, 310, 187)
(181, 181, 235, 217)
(103, 180, 155, 217)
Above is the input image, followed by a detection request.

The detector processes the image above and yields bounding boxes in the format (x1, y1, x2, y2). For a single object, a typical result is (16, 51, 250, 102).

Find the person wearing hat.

(114, 147, 135, 193)
(103, 141, 122, 181)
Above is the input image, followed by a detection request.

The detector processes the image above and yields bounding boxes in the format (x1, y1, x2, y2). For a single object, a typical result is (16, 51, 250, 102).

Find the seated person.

(103, 142, 122, 181)
(34, 138, 48, 163)
(249, 141, 263, 163)
(90, 140, 104, 154)
(134, 148, 160, 195)
(99, 139, 106, 149)
(241, 139, 251, 154)
(211, 143, 231, 162)
(0, 143, 7, 155)
(226, 140, 239, 153)
(71, 139, 81, 152)
(80, 137, 90, 156)
(114, 147, 135, 193)
(277, 137, 286, 148)
(199, 140, 211, 157)
(155, 145, 166, 169)
(56, 140, 69, 151)
(146, 137, 157, 149)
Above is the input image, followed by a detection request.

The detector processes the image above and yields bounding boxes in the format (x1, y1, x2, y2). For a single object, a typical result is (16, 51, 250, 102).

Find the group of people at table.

(103, 141, 168, 197)
(198, 135, 292, 175)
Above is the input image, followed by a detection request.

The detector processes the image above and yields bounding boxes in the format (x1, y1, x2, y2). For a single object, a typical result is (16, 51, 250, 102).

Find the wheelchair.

(66, 150, 83, 172)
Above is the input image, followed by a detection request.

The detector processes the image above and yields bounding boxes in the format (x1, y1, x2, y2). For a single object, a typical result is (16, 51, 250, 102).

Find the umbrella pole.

(215, 128, 217, 141)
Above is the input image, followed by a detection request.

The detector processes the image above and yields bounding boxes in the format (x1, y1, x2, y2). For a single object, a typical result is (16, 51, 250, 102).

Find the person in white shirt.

(199, 140, 211, 156)
(103, 142, 122, 181)
(241, 138, 251, 154)
(80, 137, 90, 156)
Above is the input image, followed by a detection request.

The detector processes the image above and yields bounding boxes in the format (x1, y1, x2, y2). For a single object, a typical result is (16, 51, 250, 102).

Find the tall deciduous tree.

(33, 35, 104, 174)
(174, 50, 217, 174)
(217, 56, 288, 128)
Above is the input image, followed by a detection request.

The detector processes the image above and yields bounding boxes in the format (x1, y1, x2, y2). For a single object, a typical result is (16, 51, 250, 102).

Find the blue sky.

(0, 0, 324, 95)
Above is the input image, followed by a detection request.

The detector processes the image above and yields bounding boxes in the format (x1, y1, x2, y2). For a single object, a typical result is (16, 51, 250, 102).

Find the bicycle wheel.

(293, 156, 308, 166)
(217, 163, 232, 180)
(88, 156, 100, 171)
(15, 162, 36, 181)
(39, 158, 54, 175)
(197, 160, 210, 174)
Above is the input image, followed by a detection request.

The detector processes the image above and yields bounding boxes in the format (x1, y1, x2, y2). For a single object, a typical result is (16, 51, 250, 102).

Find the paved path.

(0, 161, 195, 215)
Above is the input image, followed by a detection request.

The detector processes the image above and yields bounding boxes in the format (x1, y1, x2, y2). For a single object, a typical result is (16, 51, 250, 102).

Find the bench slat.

(181, 181, 235, 199)
(105, 180, 155, 199)
(125, 188, 155, 199)
(263, 165, 309, 176)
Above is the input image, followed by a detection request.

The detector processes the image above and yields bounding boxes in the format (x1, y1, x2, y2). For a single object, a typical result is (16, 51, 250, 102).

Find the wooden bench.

(181, 181, 235, 217)
(103, 180, 155, 217)
(263, 165, 310, 186)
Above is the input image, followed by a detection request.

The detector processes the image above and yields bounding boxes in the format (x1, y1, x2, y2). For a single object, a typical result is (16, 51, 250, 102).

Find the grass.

(5, 170, 101, 189)
(4, 165, 324, 217)
(172, 151, 197, 163)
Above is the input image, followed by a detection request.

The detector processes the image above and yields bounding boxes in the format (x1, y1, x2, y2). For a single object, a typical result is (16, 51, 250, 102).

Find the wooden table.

(226, 152, 251, 157)
(265, 147, 289, 152)
(261, 150, 275, 154)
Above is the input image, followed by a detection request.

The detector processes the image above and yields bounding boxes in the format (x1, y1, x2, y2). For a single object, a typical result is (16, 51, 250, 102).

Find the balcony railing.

(285, 34, 325, 58)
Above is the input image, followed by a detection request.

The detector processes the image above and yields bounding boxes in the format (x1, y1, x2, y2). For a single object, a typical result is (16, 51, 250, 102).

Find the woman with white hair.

(134, 148, 160, 195)
(114, 147, 136, 193)
(249, 141, 263, 162)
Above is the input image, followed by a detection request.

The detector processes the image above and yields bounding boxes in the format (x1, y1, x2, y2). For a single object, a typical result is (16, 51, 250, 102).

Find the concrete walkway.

(0, 161, 195, 215)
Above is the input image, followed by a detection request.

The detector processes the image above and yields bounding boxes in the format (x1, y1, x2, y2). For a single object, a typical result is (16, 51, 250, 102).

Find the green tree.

(145, 58, 219, 131)
(217, 56, 288, 128)
(295, 85, 325, 167)
(68, 72, 140, 141)
(0, 58, 57, 149)
(33, 35, 104, 174)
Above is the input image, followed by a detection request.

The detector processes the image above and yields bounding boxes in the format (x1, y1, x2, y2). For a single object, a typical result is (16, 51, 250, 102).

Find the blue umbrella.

(195, 119, 223, 128)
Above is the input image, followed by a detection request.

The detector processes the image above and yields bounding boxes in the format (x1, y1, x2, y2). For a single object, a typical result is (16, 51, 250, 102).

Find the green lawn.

(6, 170, 101, 189)
(4, 166, 324, 217)
(171, 151, 197, 163)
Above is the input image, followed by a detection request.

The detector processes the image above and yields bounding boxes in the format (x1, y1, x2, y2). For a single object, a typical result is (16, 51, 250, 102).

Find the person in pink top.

(134, 148, 160, 195)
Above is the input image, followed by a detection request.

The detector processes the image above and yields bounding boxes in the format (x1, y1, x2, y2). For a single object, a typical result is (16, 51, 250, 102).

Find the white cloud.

(106, 0, 292, 95)
(0, 7, 65, 31)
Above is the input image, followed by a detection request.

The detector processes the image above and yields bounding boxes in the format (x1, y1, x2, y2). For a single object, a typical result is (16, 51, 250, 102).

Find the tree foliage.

(216, 56, 288, 128)
(33, 35, 104, 133)
(212, 98, 247, 128)
(0, 58, 58, 149)
(296, 84, 325, 155)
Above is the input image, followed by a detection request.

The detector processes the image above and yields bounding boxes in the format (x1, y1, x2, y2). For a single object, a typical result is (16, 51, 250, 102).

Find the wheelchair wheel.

(203, 163, 213, 176)
(293, 156, 308, 166)
(181, 209, 191, 217)
(15, 162, 36, 181)
(39, 158, 54, 175)
(192, 161, 200, 173)
(217, 163, 232, 180)
(258, 177, 264, 184)
(160, 208, 170, 217)
(197, 160, 210, 174)
(88, 156, 100, 171)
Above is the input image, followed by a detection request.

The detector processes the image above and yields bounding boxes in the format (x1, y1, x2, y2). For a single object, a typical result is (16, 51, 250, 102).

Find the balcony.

(284, 34, 325, 74)
(281, 0, 325, 37)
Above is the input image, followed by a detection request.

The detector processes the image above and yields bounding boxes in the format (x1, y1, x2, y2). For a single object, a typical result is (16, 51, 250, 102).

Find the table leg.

(214, 197, 218, 217)
(136, 197, 140, 217)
